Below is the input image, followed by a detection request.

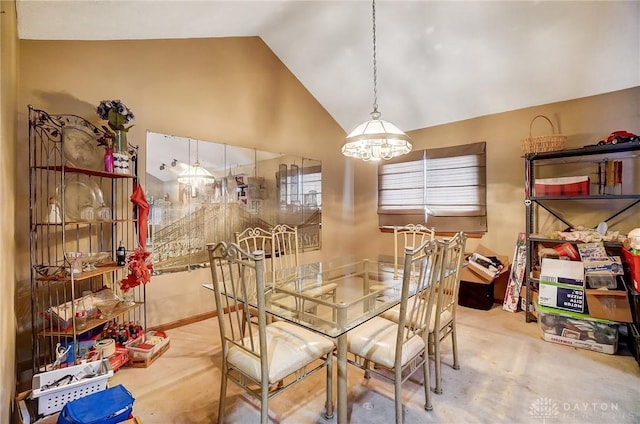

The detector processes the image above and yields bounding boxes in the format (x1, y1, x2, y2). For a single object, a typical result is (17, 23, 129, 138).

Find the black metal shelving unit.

(523, 142, 640, 323)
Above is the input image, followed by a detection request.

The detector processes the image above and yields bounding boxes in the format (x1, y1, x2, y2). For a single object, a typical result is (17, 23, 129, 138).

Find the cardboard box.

(539, 258, 584, 287)
(520, 286, 539, 319)
(458, 245, 510, 310)
(583, 256, 624, 275)
(538, 258, 586, 313)
(460, 245, 510, 284)
(539, 282, 585, 313)
(585, 287, 633, 323)
(493, 267, 510, 303)
(537, 304, 618, 354)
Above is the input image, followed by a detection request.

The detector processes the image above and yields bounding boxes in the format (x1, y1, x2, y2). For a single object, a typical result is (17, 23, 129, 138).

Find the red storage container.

(622, 248, 640, 292)
(534, 176, 589, 196)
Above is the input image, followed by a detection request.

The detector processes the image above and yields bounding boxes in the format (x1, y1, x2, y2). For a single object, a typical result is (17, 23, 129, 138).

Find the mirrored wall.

(145, 131, 322, 273)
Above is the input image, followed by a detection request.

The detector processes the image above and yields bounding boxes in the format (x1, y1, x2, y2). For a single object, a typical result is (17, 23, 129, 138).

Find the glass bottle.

(46, 196, 62, 224)
(104, 146, 115, 173)
(75, 296, 88, 330)
(116, 241, 127, 266)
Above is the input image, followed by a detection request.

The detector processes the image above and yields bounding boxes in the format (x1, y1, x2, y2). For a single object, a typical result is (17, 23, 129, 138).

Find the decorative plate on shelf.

(55, 174, 104, 221)
(62, 125, 103, 170)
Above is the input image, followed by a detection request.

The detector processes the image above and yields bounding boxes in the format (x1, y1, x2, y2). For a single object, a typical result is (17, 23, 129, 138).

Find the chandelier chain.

(372, 0, 378, 114)
(341, 0, 412, 161)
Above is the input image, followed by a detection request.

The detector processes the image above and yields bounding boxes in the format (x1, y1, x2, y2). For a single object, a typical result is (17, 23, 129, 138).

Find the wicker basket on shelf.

(521, 115, 566, 154)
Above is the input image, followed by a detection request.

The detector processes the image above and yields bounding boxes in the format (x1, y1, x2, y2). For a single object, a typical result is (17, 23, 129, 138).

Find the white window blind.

(378, 142, 487, 233)
(378, 153, 425, 212)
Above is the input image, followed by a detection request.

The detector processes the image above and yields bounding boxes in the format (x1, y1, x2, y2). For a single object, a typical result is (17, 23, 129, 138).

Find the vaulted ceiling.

(15, 0, 640, 134)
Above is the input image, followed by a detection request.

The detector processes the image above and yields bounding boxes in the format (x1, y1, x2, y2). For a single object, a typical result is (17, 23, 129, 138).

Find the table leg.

(335, 302, 348, 424)
(337, 333, 347, 424)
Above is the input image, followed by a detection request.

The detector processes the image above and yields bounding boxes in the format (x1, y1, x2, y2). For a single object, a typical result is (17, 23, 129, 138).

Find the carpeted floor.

(110, 305, 640, 423)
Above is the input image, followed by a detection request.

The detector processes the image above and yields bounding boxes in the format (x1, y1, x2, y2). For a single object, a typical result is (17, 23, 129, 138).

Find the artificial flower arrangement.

(120, 247, 153, 292)
(96, 99, 135, 148)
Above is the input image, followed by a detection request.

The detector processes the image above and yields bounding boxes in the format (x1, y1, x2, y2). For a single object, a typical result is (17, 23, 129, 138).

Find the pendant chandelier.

(177, 139, 215, 186)
(342, 0, 412, 162)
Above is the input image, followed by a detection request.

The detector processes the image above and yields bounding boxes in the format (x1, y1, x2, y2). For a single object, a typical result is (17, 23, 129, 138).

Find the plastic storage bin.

(30, 359, 113, 415)
(534, 176, 589, 196)
(622, 248, 640, 292)
(537, 305, 618, 354)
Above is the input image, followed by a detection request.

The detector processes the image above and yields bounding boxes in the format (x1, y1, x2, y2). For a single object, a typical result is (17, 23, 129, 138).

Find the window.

(378, 142, 487, 233)
(277, 164, 322, 210)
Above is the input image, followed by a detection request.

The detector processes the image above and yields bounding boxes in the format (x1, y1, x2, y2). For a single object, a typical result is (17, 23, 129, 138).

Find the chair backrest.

(394, 239, 441, 353)
(271, 224, 299, 280)
(394, 224, 436, 279)
(234, 227, 273, 256)
(235, 226, 274, 277)
(207, 242, 268, 374)
(433, 232, 467, 330)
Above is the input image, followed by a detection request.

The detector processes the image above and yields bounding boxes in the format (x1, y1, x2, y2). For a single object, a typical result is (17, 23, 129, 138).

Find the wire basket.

(521, 115, 566, 154)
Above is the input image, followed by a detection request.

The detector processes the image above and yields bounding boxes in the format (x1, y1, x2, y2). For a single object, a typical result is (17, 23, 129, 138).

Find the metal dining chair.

(347, 239, 441, 423)
(271, 224, 299, 280)
(271, 224, 337, 310)
(207, 242, 335, 424)
(378, 232, 467, 397)
(430, 232, 467, 394)
(368, 223, 436, 296)
(234, 227, 274, 329)
(393, 224, 436, 280)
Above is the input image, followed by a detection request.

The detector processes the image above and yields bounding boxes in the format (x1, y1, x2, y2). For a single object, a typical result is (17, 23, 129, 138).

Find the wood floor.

(110, 305, 640, 423)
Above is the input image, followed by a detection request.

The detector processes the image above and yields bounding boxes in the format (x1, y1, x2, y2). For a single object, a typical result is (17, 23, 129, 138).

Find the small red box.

(534, 176, 589, 196)
(109, 347, 130, 371)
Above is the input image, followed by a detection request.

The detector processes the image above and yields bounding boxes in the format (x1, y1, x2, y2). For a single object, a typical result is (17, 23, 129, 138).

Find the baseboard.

(148, 305, 241, 332)
(148, 310, 218, 332)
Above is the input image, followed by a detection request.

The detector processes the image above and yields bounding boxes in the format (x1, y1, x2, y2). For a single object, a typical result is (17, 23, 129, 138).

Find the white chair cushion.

(381, 300, 452, 333)
(227, 320, 335, 384)
(271, 295, 319, 313)
(433, 310, 452, 332)
(347, 316, 426, 369)
(301, 282, 338, 298)
(379, 297, 422, 324)
(271, 283, 337, 312)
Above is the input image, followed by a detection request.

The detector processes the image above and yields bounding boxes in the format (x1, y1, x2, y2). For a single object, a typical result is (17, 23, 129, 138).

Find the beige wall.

(1, 0, 18, 418)
(354, 87, 640, 258)
(15, 38, 351, 367)
(12, 35, 640, 388)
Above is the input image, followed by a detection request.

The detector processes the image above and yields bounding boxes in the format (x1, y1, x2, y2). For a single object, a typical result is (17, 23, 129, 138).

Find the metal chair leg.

(218, 366, 228, 424)
(451, 322, 460, 370)
(423, 353, 433, 411)
(434, 334, 443, 394)
(394, 368, 403, 423)
(260, 379, 269, 424)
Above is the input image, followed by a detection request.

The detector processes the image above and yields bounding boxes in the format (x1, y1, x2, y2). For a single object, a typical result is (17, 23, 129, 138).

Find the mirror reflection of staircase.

(150, 203, 321, 273)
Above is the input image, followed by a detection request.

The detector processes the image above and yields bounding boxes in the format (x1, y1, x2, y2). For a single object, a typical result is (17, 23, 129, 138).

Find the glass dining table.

(203, 255, 418, 423)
